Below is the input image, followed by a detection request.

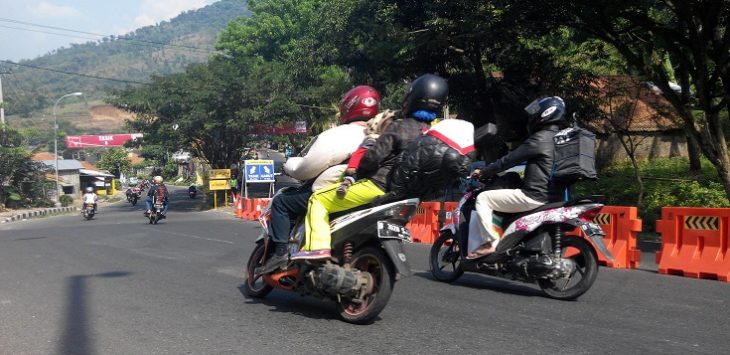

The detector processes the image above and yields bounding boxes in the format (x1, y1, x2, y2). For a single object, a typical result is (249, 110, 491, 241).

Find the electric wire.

(0, 60, 147, 85)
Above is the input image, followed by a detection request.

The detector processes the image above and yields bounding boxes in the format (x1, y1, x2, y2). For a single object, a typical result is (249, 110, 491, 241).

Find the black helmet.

(524, 96, 565, 131)
(402, 74, 448, 117)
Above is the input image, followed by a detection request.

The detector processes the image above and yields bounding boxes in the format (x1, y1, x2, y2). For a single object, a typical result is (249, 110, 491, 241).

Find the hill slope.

(1, 0, 249, 117)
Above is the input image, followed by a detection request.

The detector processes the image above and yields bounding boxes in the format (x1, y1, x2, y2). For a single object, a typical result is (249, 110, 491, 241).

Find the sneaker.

(143, 210, 151, 216)
(290, 249, 332, 261)
(255, 253, 289, 275)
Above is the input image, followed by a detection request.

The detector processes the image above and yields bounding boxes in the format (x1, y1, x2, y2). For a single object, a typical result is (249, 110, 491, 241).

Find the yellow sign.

(209, 169, 231, 179)
(209, 179, 231, 191)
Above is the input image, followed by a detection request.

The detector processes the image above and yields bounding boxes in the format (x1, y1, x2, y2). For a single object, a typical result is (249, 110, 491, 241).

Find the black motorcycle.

(82, 203, 95, 220)
(244, 189, 418, 324)
(147, 196, 166, 224)
(430, 183, 613, 300)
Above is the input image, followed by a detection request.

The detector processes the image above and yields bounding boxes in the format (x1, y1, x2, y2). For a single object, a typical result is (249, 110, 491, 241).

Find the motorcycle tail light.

(396, 204, 417, 221)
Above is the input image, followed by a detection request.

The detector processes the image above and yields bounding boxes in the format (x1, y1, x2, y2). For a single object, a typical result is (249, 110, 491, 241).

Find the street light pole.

(53, 92, 83, 201)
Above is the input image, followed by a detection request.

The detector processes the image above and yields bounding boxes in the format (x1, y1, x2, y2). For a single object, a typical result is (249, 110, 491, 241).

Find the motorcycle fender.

(565, 218, 615, 262)
(381, 239, 412, 277)
(440, 223, 456, 235)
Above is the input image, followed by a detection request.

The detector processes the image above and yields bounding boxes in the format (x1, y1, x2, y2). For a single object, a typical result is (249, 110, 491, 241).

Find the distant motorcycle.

(128, 187, 141, 206)
(82, 203, 95, 220)
(188, 188, 197, 199)
(430, 183, 613, 300)
(147, 196, 166, 224)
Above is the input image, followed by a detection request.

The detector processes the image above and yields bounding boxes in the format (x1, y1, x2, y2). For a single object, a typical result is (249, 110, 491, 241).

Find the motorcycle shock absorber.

(343, 242, 353, 264)
(553, 224, 563, 258)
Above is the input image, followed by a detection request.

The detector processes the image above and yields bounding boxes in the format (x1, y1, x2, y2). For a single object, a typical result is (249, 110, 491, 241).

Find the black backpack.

(550, 126, 597, 183)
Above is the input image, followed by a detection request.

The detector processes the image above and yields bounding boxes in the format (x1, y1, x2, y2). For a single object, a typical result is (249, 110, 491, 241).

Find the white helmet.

(85, 187, 94, 193)
(153, 176, 163, 184)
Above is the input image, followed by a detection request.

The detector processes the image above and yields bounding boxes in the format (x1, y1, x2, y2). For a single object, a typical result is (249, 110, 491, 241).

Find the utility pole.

(0, 72, 5, 126)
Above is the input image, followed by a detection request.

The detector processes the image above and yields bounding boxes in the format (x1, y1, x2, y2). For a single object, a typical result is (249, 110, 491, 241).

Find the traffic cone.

(235, 195, 244, 219)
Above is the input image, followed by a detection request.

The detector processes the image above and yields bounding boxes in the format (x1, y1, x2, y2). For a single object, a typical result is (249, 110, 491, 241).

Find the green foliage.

(574, 158, 729, 231)
(0, 125, 53, 208)
(59, 195, 73, 207)
(162, 160, 178, 180)
(97, 148, 131, 177)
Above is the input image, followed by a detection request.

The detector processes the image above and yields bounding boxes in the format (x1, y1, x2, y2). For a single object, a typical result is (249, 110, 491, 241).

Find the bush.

(59, 195, 73, 207)
(573, 157, 729, 231)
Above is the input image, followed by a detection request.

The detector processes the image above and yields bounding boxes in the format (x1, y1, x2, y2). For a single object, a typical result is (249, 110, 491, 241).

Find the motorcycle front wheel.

(538, 236, 599, 300)
(430, 231, 464, 282)
(337, 247, 394, 325)
(243, 242, 273, 298)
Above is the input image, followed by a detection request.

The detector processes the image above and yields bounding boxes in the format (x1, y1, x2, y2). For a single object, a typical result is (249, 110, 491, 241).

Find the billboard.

(65, 133, 143, 148)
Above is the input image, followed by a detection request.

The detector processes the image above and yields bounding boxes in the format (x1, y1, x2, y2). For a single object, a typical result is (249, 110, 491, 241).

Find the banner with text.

(66, 133, 143, 148)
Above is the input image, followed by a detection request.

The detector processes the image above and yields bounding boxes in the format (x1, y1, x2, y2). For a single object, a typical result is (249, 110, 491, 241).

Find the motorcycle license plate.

(377, 221, 411, 241)
(580, 223, 604, 237)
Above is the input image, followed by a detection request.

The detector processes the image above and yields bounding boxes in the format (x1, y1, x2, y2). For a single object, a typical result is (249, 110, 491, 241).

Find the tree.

(97, 148, 131, 177)
(535, 0, 730, 199)
(0, 126, 51, 208)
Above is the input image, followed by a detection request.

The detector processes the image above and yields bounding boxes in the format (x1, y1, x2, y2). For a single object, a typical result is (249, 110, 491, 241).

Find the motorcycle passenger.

(125, 186, 134, 200)
(292, 74, 448, 260)
(469, 96, 567, 259)
(144, 176, 169, 216)
(82, 187, 98, 212)
(257, 86, 381, 274)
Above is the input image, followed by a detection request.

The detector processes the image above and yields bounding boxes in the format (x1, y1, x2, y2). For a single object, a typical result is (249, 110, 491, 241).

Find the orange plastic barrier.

(566, 206, 642, 269)
(441, 202, 458, 229)
(252, 198, 271, 221)
(655, 208, 730, 282)
(407, 202, 440, 244)
(242, 198, 257, 220)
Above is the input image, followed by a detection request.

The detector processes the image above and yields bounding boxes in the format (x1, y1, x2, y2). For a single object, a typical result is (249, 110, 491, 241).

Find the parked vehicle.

(244, 188, 418, 324)
(430, 183, 613, 300)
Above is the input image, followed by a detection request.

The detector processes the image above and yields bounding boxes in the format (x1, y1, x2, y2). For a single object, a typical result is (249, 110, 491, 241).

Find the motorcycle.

(82, 203, 95, 220)
(188, 189, 197, 199)
(244, 188, 418, 324)
(430, 182, 613, 300)
(128, 187, 141, 206)
(147, 196, 166, 224)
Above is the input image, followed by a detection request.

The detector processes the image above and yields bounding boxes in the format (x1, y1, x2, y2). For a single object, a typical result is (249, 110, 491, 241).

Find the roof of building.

(79, 169, 115, 177)
(40, 159, 83, 171)
(590, 76, 683, 133)
(31, 152, 58, 161)
(79, 160, 98, 170)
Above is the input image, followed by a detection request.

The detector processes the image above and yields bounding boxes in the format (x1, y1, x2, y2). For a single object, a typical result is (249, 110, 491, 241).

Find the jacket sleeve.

(481, 135, 543, 177)
(357, 122, 401, 177)
(284, 125, 363, 181)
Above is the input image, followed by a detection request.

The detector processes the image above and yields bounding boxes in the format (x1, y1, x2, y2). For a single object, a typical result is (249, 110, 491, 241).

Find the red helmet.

(339, 85, 381, 124)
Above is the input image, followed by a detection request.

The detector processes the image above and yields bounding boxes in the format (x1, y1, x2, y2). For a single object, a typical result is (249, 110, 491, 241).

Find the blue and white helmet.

(524, 96, 566, 131)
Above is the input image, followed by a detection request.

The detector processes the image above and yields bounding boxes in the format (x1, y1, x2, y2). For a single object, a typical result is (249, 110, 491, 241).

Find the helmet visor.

(524, 99, 541, 116)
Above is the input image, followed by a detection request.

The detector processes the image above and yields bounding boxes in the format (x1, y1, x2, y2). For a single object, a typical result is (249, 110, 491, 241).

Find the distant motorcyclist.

(469, 96, 568, 259)
(82, 187, 98, 212)
(256, 85, 380, 274)
(144, 176, 169, 216)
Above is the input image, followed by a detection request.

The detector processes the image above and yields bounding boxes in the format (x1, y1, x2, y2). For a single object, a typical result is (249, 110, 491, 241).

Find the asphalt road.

(1, 187, 729, 354)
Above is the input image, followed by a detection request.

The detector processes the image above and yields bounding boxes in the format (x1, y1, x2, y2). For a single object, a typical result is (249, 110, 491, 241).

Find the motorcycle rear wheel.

(337, 247, 394, 324)
(430, 231, 464, 282)
(538, 236, 599, 300)
(243, 242, 273, 298)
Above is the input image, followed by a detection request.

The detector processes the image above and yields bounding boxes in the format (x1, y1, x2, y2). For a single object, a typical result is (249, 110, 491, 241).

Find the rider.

(292, 74, 448, 260)
(469, 96, 567, 259)
(82, 186, 98, 212)
(144, 176, 169, 216)
(257, 85, 381, 274)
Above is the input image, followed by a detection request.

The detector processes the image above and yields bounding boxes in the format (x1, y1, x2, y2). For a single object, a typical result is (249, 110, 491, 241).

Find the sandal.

(466, 242, 495, 260)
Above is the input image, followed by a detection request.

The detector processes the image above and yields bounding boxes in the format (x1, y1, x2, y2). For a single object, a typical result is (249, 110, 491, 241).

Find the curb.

(0, 207, 79, 224)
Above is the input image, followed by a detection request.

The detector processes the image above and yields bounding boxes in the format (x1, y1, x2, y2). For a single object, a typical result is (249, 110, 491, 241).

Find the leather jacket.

(357, 117, 429, 191)
(481, 125, 562, 203)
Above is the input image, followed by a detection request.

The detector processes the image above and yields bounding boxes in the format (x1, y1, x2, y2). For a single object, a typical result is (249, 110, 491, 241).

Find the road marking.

(150, 228, 235, 244)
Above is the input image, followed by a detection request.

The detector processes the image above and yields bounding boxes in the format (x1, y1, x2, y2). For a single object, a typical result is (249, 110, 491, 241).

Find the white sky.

(0, 0, 218, 61)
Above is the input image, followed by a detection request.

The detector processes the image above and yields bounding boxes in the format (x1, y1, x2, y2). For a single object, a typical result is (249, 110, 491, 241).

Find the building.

(40, 159, 83, 196)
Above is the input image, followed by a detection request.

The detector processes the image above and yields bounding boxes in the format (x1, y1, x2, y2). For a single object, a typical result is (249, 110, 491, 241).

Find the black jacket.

(357, 117, 430, 191)
(388, 134, 474, 200)
(481, 125, 563, 203)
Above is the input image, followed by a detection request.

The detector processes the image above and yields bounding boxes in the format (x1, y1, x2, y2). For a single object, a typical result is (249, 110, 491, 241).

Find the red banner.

(65, 133, 143, 148)
(253, 121, 306, 135)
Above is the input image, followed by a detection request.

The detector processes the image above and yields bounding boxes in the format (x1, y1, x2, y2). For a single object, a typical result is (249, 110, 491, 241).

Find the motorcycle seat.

(493, 196, 602, 227)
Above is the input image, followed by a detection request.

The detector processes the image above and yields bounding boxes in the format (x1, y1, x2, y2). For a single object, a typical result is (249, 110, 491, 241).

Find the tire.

(538, 236, 599, 300)
(131, 198, 137, 206)
(337, 247, 394, 325)
(153, 213, 159, 224)
(149, 212, 154, 224)
(430, 231, 464, 282)
(243, 243, 274, 298)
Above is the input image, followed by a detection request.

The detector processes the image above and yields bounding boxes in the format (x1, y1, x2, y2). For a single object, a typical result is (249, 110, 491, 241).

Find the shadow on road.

(413, 271, 544, 297)
(57, 271, 132, 355)
(236, 285, 341, 321)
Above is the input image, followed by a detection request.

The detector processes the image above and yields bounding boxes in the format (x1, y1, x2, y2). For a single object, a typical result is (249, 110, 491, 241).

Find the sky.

(0, 0, 218, 62)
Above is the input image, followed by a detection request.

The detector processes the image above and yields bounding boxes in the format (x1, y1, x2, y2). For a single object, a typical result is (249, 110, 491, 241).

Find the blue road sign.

(244, 160, 275, 183)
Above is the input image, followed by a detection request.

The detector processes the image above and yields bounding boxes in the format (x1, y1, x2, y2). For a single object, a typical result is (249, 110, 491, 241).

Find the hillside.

(0, 0, 249, 118)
